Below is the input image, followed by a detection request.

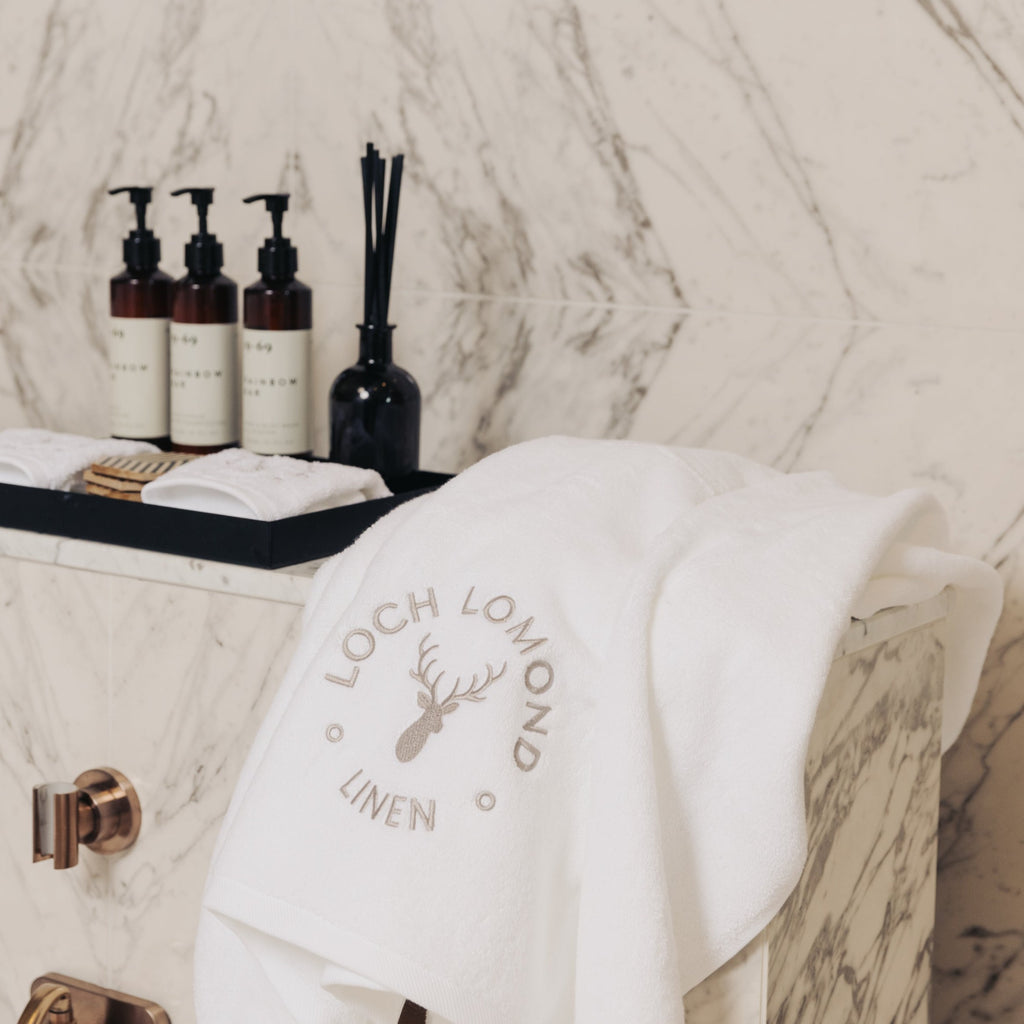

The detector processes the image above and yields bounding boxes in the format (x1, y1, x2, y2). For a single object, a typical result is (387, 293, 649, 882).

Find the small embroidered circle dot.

(325, 724, 344, 743)
(475, 791, 496, 812)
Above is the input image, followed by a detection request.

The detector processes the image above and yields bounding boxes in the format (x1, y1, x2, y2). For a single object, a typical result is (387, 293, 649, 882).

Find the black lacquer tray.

(0, 470, 452, 569)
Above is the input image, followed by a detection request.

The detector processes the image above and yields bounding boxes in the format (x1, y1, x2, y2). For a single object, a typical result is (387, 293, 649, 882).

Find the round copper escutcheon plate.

(73, 767, 142, 854)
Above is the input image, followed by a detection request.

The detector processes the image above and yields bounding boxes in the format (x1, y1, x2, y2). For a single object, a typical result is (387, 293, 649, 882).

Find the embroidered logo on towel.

(395, 632, 507, 762)
(322, 586, 557, 833)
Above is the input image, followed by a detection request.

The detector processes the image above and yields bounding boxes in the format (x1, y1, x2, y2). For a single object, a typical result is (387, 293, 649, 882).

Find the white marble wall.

(0, 561, 111, 1015)
(0, 562, 304, 1023)
(1, 0, 1022, 1020)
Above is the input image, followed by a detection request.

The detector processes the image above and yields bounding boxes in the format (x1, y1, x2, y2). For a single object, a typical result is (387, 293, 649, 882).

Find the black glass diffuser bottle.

(329, 323, 420, 479)
(329, 144, 421, 481)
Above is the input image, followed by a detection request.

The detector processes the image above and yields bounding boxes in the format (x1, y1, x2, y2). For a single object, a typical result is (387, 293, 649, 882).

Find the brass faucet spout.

(20, 975, 168, 1024)
(16, 982, 74, 1024)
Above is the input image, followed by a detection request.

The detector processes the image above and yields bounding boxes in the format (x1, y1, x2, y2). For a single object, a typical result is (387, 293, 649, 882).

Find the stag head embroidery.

(395, 632, 507, 763)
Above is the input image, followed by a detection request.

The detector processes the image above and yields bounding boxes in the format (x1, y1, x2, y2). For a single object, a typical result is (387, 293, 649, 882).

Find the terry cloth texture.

(195, 437, 1002, 1024)
(0, 428, 158, 490)
(140, 448, 391, 520)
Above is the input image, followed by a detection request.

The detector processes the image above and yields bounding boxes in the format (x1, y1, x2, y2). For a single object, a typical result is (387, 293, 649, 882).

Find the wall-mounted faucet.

(33, 768, 141, 869)
(17, 981, 73, 1024)
(17, 974, 168, 1024)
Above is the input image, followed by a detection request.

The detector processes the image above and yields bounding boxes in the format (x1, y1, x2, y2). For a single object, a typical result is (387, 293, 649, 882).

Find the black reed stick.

(380, 154, 403, 325)
(361, 144, 375, 325)
(374, 155, 385, 325)
(359, 142, 405, 331)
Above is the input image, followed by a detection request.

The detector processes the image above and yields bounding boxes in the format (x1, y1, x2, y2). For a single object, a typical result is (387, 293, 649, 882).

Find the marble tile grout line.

(1, 259, 1024, 337)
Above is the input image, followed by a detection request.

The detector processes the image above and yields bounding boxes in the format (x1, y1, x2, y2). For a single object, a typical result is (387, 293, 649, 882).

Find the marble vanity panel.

(931, 567, 1024, 1024)
(683, 619, 945, 1024)
(104, 577, 303, 1024)
(684, 936, 766, 1024)
(764, 622, 944, 1024)
(0, 561, 112, 1021)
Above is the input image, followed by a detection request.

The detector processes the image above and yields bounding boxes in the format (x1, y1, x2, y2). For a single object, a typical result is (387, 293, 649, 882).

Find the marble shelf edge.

(0, 525, 324, 605)
(0, 525, 955, 647)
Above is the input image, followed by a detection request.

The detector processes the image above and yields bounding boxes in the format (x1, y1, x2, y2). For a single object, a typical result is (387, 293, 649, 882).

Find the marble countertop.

(0, 525, 955, 654)
(0, 525, 321, 605)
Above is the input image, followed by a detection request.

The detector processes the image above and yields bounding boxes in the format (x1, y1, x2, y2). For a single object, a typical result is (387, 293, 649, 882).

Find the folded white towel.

(0, 428, 159, 490)
(194, 437, 1002, 1024)
(140, 449, 391, 520)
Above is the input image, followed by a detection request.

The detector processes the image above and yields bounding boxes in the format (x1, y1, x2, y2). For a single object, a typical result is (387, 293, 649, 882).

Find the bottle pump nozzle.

(108, 185, 161, 273)
(170, 187, 222, 277)
(243, 193, 298, 282)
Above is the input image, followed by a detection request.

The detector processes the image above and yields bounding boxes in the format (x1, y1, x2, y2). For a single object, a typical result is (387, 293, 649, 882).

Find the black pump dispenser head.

(108, 186, 161, 273)
(170, 187, 223, 277)
(244, 193, 298, 282)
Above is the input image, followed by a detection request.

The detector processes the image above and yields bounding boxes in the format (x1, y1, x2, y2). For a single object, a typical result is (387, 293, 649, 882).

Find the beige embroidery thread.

(395, 632, 508, 763)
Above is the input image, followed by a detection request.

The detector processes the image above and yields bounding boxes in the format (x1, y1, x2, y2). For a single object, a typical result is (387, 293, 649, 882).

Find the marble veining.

(105, 578, 303, 1019)
(684, 936, 767, 1024)
(0, 555, 304, 1022)
(682, 621, 945, 1024)
(0, 0, 1022, 1018)
(836, 591, 953, 661)
(931, 570, 1024, 1024)
(0, 264, 1016, 1021)
(5, 1, 1024, 326)
(0, 560, 111, 1021)
(766, 624, 944, 1024)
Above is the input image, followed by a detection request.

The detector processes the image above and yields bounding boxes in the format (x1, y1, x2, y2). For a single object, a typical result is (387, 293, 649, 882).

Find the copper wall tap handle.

(51, 790, 80, 870)
(33, 768, 141, 870)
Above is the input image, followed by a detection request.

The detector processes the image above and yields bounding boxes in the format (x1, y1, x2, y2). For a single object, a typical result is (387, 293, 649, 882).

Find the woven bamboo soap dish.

(84, 451, 197, 502)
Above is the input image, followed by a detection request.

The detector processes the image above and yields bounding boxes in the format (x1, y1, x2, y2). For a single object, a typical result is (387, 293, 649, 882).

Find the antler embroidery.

(395, 633, 507, 763)
(438, 663, 505, 707)
(409, 632, 445, 704)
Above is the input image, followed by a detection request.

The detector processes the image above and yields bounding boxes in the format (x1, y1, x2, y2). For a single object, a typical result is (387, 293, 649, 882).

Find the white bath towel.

(140, 448, 391, 520)
(194, 437, 1002, 1024)
(0, 428, 158, 490)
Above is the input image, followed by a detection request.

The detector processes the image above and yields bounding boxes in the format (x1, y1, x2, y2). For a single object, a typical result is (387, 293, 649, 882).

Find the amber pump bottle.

(108, 186, 173, 448)
(169, 187, 238, 454)
(241, 194, 312, 456)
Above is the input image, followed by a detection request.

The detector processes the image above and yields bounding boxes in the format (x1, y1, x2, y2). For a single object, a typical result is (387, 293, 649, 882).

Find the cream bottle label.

(242, 328, 311, 454)
(170, 322, 238, 446)
(109, 316, 170, 439)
